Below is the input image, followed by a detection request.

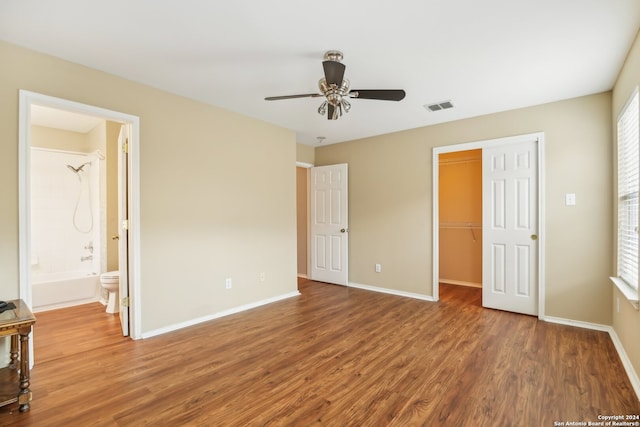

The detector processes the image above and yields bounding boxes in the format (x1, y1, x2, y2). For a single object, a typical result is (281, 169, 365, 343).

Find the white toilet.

(100, 271, 120, 314)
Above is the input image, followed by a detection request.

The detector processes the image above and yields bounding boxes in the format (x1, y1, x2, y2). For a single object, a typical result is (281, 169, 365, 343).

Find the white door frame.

(296, 162, 314, 279)
(18, 90, 142, 339)
(432, 132, 546, 318)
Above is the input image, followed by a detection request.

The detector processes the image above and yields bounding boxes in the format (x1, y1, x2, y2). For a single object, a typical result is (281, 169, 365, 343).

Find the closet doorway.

(438, 149, 483, 290)
(432, 133, 545, 317)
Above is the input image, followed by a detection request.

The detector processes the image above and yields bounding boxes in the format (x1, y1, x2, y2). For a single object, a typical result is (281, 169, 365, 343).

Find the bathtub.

(31, 271, 101, 312)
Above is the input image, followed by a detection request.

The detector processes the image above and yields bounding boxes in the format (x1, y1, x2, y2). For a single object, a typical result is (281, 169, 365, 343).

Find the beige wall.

(296, 143, 315, 165)
(105, 121, 120, 272)
(0, 41, 298, 334)
(612, 30, 640, 383)
(30, 125, 88, 151)
(316, 91, 612, 325)
(296, 167, 308, 276)
(439, 150, 482, 286)
(87, 120, 106, 154)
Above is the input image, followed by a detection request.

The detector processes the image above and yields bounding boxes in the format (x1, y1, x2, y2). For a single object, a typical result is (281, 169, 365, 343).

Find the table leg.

(17, 328, 31, 412)
(9, 335, 18, 369)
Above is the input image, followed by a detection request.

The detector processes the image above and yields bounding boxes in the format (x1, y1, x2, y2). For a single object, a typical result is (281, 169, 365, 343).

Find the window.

(616, 88, 640, 297)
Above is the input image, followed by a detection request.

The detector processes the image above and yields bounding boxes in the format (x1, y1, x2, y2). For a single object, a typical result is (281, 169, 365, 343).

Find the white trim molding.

(348, 282, 436, 302)
(609, 328, 640, 401)
(543, 316, 610, 332)
(610, 276, 639, 310)
(439, 279, 482, 288)
(544, 316, 640, 401)
(141, 291, 301, 339)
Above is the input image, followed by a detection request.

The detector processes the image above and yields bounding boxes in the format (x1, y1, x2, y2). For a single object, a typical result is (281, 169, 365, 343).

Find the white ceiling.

(2, 0, 639, 146)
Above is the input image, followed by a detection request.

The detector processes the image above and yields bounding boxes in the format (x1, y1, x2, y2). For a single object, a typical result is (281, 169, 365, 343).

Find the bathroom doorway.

(18, 91, 141, 340)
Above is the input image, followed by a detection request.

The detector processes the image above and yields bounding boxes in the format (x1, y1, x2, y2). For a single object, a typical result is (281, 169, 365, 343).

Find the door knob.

(340, 228, 348, 233)
(112, 235, 120, 241)
(531, 234, 538, 241)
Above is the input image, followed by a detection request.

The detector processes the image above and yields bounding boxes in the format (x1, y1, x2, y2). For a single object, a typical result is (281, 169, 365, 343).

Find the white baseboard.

(543, 316, 610, 332)
(608, 328, 640, 401)
(439, 279, 482, 288)
(544, 316, 640, 401)
(141, 291, 301, 339)
(348, 282, 436, 302)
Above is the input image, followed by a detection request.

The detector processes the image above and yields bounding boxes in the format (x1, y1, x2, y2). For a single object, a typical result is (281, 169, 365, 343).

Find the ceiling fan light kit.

(265, 50, 406, 120)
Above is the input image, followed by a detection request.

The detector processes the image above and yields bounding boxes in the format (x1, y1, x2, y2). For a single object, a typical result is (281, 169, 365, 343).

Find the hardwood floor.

(0, 280, 638, 426)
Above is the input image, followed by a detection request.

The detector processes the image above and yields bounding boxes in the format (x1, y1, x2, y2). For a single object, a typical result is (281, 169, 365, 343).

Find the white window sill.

(610, 277, 640, 310)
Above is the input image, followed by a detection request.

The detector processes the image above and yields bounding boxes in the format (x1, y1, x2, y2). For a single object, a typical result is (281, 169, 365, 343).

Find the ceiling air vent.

(424, 101, 454, 112)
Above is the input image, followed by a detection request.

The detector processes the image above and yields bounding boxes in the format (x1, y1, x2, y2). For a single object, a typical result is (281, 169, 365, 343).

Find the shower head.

(66, 162, 90, 173)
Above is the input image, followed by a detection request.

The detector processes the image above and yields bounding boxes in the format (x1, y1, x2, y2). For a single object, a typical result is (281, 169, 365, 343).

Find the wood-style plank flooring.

(0, 280, 638, 426)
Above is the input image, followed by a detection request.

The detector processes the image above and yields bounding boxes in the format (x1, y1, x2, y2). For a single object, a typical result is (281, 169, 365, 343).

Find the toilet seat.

(100, 271, 119, 284)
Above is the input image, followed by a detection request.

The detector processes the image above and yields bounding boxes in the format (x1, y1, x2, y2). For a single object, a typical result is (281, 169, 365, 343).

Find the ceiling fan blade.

(264, 93, 322, 101)
(349, 89, 406, 101)
(322, 60, 346, 86)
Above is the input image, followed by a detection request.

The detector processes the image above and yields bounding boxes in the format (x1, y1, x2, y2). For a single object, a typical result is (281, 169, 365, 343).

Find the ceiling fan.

(265, 50, 406, 120)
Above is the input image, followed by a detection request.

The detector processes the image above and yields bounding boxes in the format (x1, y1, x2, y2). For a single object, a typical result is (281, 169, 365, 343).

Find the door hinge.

(122, 138, 129, 154)
(121, 219, 129, 230)
(121, 296, 130, 307)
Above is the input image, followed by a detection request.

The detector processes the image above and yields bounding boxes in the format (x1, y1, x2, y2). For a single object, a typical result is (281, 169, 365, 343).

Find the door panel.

(310, 164, 348, 285)
(491, 243, 506, 293)
(117, 125, 130, 336)
(483, 140, 538, 315)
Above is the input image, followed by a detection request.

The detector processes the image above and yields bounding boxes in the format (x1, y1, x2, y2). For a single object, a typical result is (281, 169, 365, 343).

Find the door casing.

(432, 132, 546, 318)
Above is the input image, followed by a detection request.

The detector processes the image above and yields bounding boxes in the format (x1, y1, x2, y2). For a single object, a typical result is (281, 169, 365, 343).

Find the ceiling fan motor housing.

(323, 50, 343, 62)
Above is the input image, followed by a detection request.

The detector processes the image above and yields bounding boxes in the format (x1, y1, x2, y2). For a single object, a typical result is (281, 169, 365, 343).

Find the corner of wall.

(611, 27, 640, 399)
(296, 143, 315, 166)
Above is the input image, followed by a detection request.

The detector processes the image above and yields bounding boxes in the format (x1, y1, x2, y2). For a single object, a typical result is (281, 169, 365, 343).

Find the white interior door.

(310, 164, 348, 285)
(117, 125, 130, 336)
(482, 139, 538, 315)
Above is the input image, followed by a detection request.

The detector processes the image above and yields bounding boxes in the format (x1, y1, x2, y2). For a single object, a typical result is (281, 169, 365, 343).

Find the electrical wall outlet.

(375, 263, 382, 273)
(225, 278, 232, 289)
(259, 272, 265, 282)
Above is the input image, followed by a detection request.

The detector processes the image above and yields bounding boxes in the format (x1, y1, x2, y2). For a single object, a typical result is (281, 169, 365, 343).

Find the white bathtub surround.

(30, 148, 103, 311)
(31, 272, 101, 312)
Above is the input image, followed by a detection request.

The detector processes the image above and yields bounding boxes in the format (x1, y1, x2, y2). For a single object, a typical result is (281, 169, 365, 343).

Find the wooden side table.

(0, 300, 36, 412)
